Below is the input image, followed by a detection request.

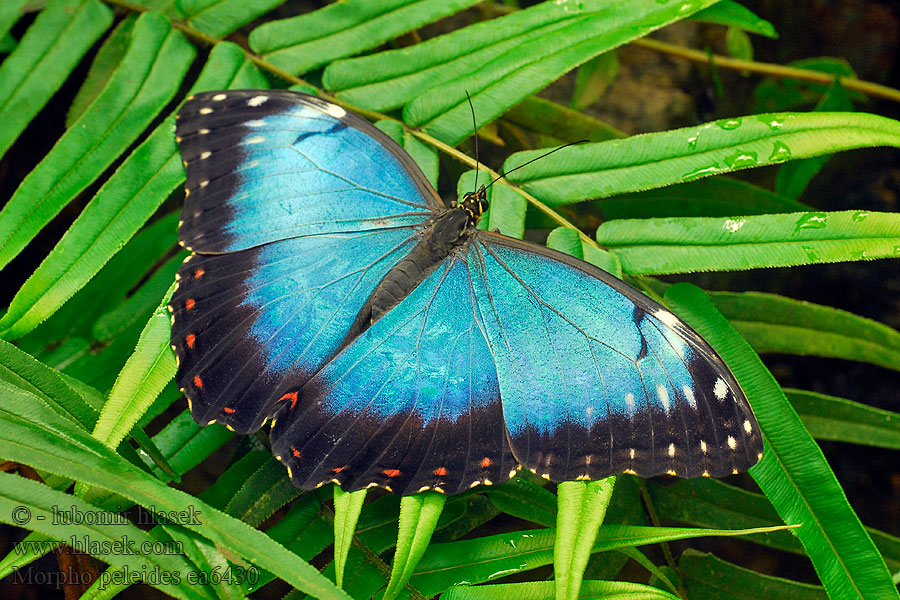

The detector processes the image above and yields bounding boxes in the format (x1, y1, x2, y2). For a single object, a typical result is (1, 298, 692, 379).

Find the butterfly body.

(351, 190, 485, 340)
(170, 90, 762, 495)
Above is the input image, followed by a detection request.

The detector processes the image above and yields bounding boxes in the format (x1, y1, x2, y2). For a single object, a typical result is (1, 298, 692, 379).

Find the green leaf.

(570, 51, 619, 111)
(595, 210, 900, 275)
(546, 227, 621, 276)
(591, 177, 808, 220)
(725, 26, 753, 61)
(250, 0, 480, 75)
(66, 16, 136, 127)
(410, 524, 784, 597)
(91, 284, 176, 451)
(690, 1, 777, 38)
(680, 550, 827, 599)
(0, 0, 112, 159)
(554, 478, 616, 600)
(665, 283, 899, 600)
(0, 12, 195, 272)
(0, 471, 209, 600)
(0, 1, 27, 39)
(0, 382, 352, 600)
(0, 339, 100, 430)
(326, 1, 588, 110)
(17, 212, 180, 354)
(443, 580, 679, 600)
(179, 0, 289, 37)
(384, 491, 446, 600)
(775, 80, 854, 199)
(754, 57, 859, 113)
(503, 96, 625, 144)
(485, 478, 556, 528)
(709, 290, 900, 372)
(504, 112, 900, 206)
(786, 388, 900, 449)
(333, 487, 367, 588)
(406, 0, 720, 144)
(220, 455, 300, 527)
(646, 478, 803, 555)
(0, 42, 267, 340)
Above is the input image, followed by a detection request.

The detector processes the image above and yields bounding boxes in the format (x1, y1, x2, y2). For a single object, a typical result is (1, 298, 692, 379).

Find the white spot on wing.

(714, 378, 728, 401)
(727, 435, 737, 450)
(327, 104, 346, 118)
(625, 392, 635, 415)
(212, 93, 227, 101)
(683, 385, 696, 409)
(247, 119, 267, 127)
(668, 443, 675, 457)
(654, 310, 680, 328)
(247, 95, 269, 107)
(199, 128, 210, 135)
(245, 135, 266, 145)
(199, 151, 211, 160)
(199, 107, 213, 115)
(743, 419, 753, 434)
(700, 440, 707, 453)
(629, 448, 635, 460)
(657, 384, 670, 413)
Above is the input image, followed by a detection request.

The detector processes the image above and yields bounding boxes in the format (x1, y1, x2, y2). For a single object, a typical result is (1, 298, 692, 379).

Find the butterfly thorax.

(344, 187, 488, 344)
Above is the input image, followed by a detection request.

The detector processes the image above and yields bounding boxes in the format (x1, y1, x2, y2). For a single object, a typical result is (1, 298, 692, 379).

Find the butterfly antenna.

(466, 90, 479, 192)
(485, 139, 589, 190)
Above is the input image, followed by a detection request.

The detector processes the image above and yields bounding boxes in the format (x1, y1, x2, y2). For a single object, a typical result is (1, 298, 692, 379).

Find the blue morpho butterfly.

(169, 90, 762, 495)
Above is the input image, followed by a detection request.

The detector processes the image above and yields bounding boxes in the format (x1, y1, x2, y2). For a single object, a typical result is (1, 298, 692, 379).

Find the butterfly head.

(457, 185, 488, 225)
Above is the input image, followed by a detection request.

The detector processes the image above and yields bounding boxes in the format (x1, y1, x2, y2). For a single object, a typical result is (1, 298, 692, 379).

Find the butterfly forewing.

(170, 91, 438, 432)
(469, 233, 762, 481)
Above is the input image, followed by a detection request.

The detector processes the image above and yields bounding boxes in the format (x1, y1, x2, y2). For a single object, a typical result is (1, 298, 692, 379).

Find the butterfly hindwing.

(269, 254, 516, 495)
(469, 232, 762, 481)
(171, 90, 440, 432)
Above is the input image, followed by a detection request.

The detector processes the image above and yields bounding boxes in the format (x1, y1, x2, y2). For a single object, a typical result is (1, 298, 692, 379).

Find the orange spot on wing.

(185, 333, 196, 349)
(383, 469, 401, 478)
(332, 466, 345, 473)
(480, 457, 492, 468)
(193, 375, 203, 388)
(278, 391, 298, 410)
(185, 298, 195, 311)
(433, 467, 447, 476)
(223, 407, 235, 414)
(194, 268, 205, 279)
(291, 446, 301, 458)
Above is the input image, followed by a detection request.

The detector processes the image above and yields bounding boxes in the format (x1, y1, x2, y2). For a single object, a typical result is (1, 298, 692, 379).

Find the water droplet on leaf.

(681, 164, 723, 181)
(725, 150, 758, 169)
(716, 118, 742, 130)
(723, 218, 746, 233)
(768, 141, 792, 163)
(795, 212, 828, 230)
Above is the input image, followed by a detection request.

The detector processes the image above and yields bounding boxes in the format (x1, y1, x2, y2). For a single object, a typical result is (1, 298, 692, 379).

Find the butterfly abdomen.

(346, 208, 475, 343)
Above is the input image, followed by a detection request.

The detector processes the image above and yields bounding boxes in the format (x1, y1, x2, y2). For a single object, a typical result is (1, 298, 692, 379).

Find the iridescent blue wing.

(269, 254, 516, 495)
(469, 232, 763, 481)
(170, 90, 437, 433)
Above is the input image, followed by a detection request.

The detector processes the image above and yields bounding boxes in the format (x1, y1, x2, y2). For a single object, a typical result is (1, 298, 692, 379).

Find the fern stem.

(634, 37, 900, 104)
